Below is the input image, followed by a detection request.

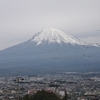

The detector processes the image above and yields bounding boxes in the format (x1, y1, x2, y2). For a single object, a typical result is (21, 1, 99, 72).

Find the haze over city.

(0, 0, 100, 50)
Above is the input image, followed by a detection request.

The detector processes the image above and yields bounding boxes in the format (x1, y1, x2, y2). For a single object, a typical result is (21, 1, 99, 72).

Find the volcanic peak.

(30, 28, 86, 45)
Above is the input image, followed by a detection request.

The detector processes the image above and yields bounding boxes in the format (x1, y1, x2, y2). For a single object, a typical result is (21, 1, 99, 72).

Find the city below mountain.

(0, 28, 100, 76)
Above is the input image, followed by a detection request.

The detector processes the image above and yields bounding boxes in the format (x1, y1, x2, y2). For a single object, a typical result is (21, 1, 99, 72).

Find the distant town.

(0, 72, 100, 100)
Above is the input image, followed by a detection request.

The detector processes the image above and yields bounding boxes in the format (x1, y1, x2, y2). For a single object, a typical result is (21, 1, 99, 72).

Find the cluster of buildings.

(0, 72, 100, 100)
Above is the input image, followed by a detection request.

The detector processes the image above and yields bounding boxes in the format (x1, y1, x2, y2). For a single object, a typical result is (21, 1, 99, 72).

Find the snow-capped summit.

(0, 28, 100, 75)
(30, 28, 86, 45)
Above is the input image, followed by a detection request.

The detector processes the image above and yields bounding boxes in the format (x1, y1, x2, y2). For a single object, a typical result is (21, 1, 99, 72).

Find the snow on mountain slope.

(30, 28, 86, 46)
(0, 28, 100, 75)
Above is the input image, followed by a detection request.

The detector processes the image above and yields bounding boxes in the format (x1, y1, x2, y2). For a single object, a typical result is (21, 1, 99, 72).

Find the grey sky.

(0, 0, 100, 50)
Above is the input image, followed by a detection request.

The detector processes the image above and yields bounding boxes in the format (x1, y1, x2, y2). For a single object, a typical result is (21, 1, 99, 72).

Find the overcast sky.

(0, 0, 100, 50)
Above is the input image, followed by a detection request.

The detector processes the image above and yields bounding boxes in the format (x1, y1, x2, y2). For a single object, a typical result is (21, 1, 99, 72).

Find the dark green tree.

(23, 90, 61, 100)
(63, 91, 68, 100)
(23, 94, 30, 100)
(33, 90, 61, 100)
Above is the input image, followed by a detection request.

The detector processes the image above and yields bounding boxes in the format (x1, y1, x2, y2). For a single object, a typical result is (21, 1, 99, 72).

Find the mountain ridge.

(0, 28, 100, 76)
(22, 28, 99, 47)
(29, 28, 86, 46)
(0, 28, 99, 52)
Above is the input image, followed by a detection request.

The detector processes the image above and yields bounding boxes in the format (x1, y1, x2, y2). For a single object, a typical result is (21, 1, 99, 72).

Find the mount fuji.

(30, 28, 86, 45)
(0, 28, 100, 76)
